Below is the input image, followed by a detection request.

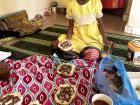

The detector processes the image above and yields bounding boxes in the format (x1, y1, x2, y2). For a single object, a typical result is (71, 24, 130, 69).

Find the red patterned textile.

(84, 48, 100, 60)
(0, 55, 98, 105)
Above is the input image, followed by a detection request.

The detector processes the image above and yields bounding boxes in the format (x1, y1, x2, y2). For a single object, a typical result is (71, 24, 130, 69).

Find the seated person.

(52, 0, 113, 61)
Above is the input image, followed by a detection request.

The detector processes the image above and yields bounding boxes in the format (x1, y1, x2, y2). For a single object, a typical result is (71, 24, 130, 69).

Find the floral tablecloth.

(0, 55, 98, 105)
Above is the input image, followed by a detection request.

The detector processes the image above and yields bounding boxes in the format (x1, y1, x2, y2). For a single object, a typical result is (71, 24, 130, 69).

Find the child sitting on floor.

(52, 0, 113, 60)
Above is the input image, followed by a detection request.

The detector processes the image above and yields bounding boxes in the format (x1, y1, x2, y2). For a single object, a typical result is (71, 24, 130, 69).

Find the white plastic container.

(128, 39, 140, 65)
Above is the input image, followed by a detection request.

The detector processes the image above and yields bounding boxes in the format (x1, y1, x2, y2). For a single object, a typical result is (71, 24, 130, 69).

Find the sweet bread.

(0, 92, 23, 105)
(57, 63, 75, 77)
(58, 40, 73, 51)
(54, 84, 76, 105)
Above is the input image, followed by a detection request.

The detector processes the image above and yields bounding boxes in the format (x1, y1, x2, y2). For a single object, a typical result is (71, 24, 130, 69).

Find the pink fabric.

(84, 48, 100, 61)
(0, 55, 98, 105)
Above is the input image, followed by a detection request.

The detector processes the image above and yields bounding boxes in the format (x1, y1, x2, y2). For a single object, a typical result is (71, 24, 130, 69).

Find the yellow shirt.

(58, 0, 104, 53)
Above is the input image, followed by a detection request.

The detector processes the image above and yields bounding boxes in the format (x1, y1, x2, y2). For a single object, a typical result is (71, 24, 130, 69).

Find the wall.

(0, 0, 49, 19)
(123, 0, 132, 21)
(125, 0, 140, 36)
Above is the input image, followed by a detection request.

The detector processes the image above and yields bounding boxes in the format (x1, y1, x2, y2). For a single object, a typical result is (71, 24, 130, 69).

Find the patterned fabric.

(83, 48, 100, 60)
(0, 55, 98, 105)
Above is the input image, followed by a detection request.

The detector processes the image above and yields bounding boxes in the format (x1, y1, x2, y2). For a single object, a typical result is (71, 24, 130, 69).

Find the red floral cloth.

(0, 55, 98, 105)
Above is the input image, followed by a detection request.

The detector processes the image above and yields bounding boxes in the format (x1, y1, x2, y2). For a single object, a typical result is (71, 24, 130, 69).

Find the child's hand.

(104, 40, 117, 48)
(66, 35, 72, 40)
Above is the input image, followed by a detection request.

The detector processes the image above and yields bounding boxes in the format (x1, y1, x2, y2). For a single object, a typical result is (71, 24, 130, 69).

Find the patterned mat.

(0, 25, 140, 72)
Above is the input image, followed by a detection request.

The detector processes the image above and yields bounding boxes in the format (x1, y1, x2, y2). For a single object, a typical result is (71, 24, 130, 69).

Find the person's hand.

(103, 39, 117, 48)
(66, 35, 72, 40)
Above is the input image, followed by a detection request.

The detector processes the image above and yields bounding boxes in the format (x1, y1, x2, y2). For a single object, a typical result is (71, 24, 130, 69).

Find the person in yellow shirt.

(52, 0, 112, 60)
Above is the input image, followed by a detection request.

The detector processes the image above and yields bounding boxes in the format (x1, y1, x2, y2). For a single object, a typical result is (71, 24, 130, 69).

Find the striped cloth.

(0, 25, 140, 71)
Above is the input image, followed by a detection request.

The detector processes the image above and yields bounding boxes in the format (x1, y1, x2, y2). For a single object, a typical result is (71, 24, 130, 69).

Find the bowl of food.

(92, 94, 113, 105)
(58, 40, 73, 51)
(54, 84, 76, 105)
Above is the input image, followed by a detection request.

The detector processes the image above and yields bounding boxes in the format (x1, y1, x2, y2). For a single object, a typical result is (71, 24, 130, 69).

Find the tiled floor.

(43, 13, 128, 35)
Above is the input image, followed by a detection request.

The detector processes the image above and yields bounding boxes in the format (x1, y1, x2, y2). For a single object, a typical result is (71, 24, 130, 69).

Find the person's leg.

(63, 51, 79, 60)
(51, 40, 79, 60)
(51, 39, 62, 55)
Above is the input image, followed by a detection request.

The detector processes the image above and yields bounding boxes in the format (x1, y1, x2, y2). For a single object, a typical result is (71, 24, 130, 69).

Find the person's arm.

(97, 17, 117, 47)
(67, 19, 74, 40)
(97, 17, 109, 45)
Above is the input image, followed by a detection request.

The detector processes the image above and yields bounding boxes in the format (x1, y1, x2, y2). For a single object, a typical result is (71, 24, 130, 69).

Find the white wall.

(125, 0, 140, 36)
(123, 0, 132, 21)
(0, 0, 50, 19)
